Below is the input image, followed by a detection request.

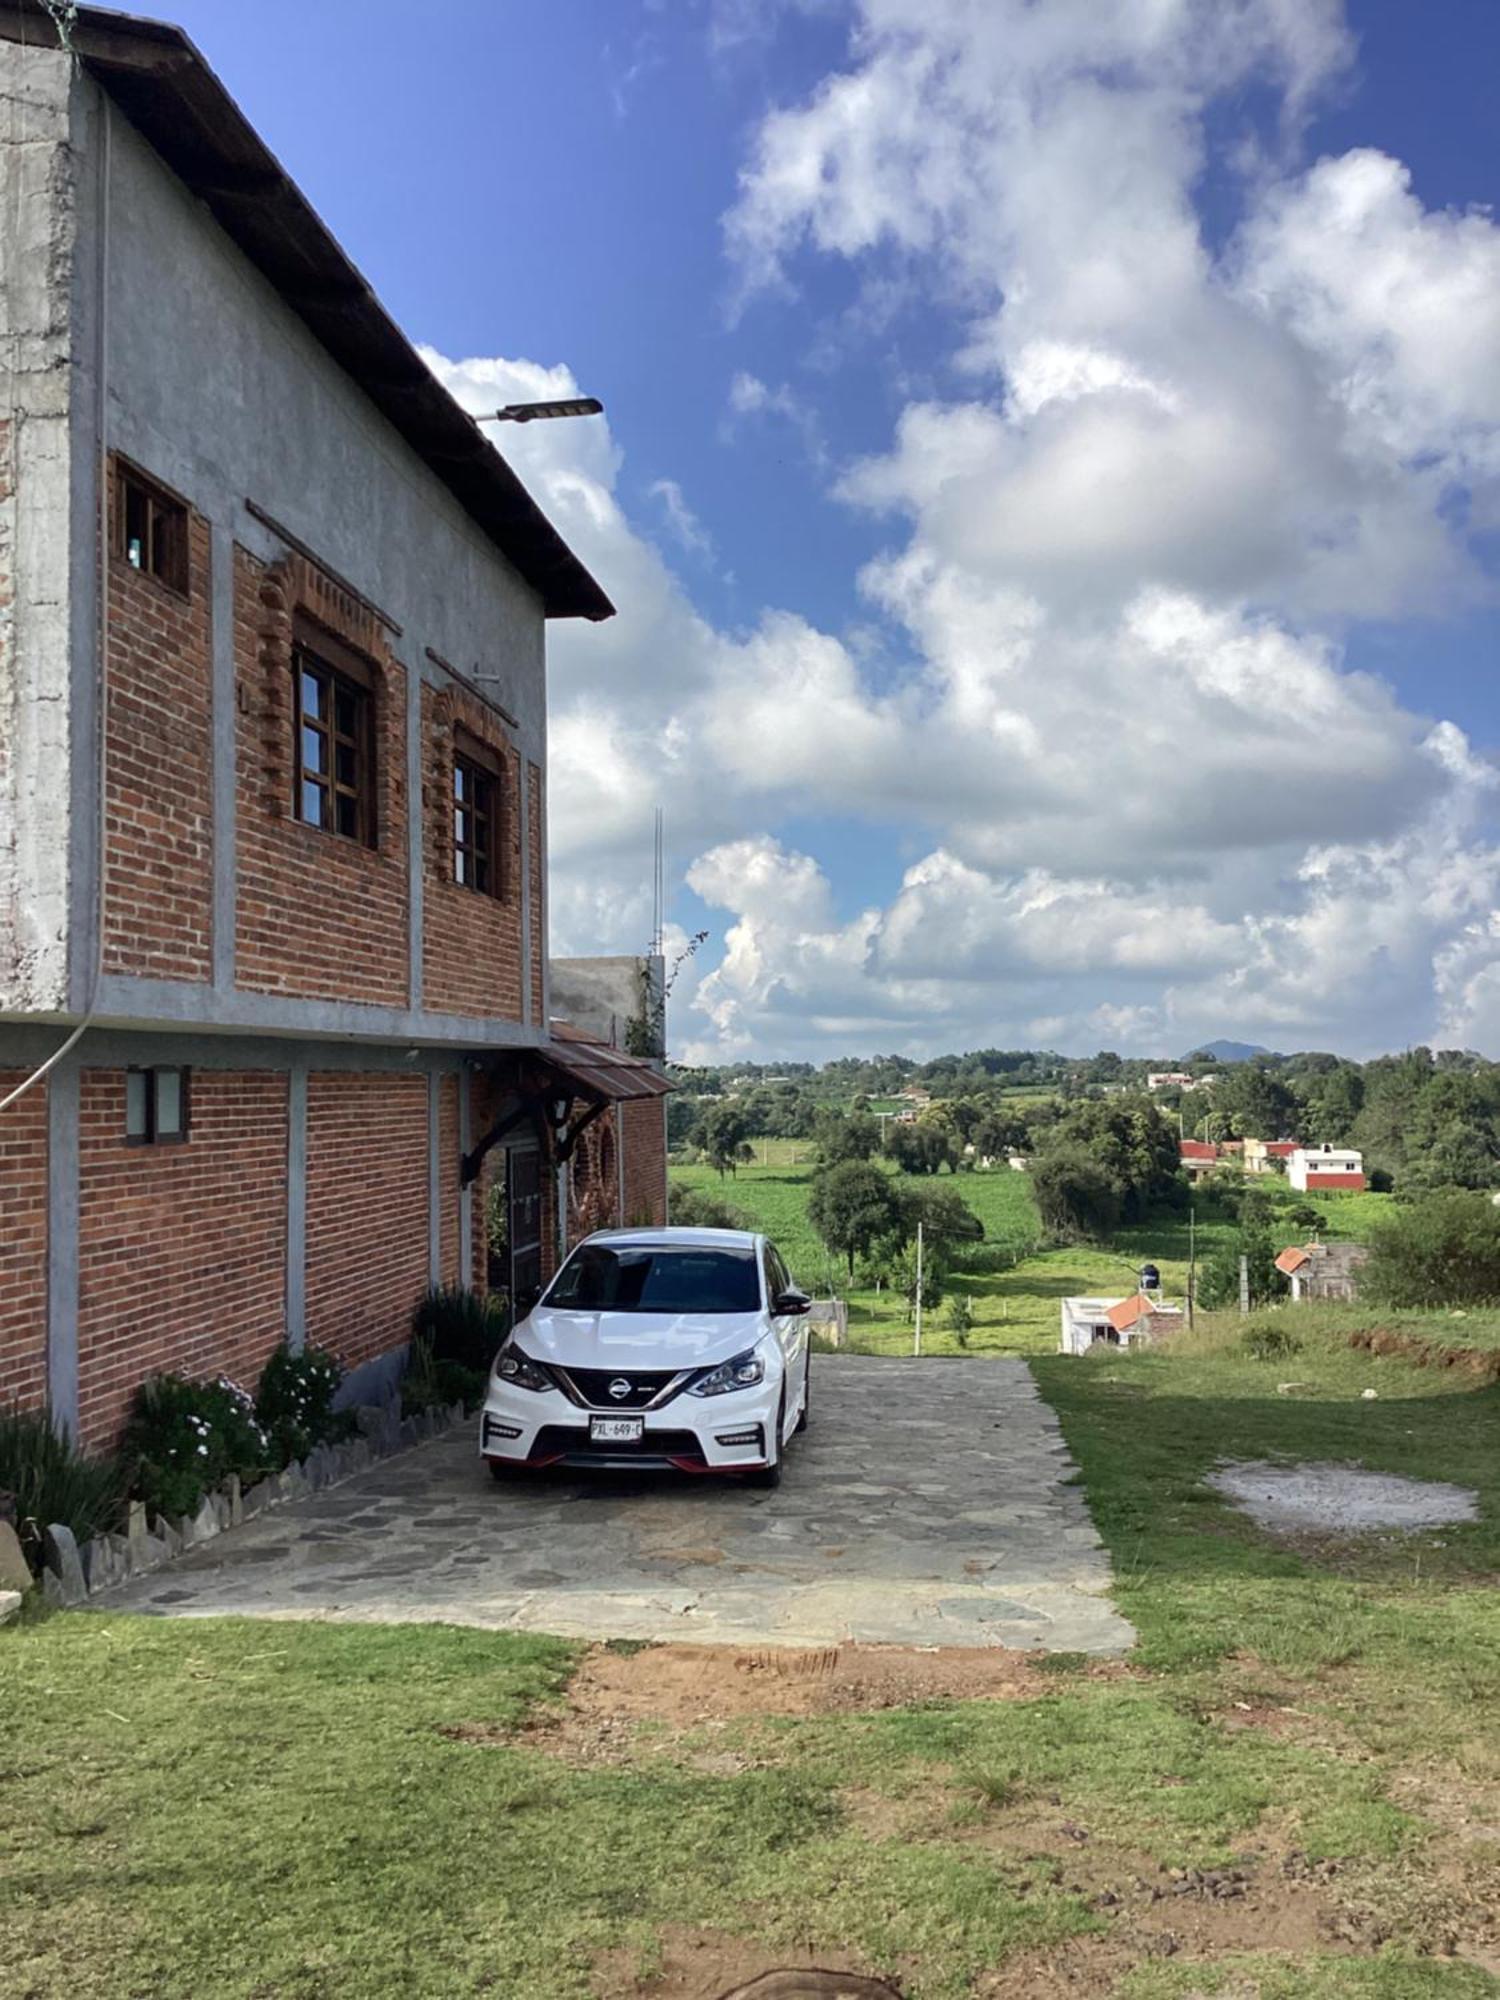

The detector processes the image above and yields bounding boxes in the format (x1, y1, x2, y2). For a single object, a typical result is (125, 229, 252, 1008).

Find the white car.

(479, 1227, 813, 1486)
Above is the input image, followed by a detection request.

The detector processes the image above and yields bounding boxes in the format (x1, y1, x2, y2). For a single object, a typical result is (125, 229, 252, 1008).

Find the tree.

(1364, 1191, 1500, 1307)
(669, 1186, 751, 1231)
(814, 1107, 881, 1164)
(1031, 1145, 1122, 1242)
(1196, 1188, 1284, 1310)
(892, 1240, 945, 1320)
(808, 1161, 905, 1278)
(885, 1120, 959, 1175)
(1214, 1063, 1300, 1141)
(899, 1182, 984, 1253)
(695, 1102, 753, 1179)
(1044, 1096, 1181, 1220)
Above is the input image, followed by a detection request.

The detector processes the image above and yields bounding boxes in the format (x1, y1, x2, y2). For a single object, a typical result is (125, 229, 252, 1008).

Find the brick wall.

(103, 466, 214, 980)
(620, 1095, 668, 1228)
(305, 1072, 428, 1370)
(439, 1071, 461, 1286)
(75, 1069, 288, 1447)
(0, 1071, 49, 1413)
(527, 761, 545, 1024)
(421, 681, 525, 1018)
(234, 547, 410, 1007)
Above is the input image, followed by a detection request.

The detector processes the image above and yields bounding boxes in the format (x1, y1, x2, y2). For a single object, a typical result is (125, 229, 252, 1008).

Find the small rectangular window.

(293, 643, 373, 845)
(453, 744, 501, 897)
(116, 465, 189, 594)
(125, 1068, 190, 1146)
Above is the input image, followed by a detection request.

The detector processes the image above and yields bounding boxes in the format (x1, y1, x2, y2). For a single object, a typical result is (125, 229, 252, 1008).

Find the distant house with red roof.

(1059, 1293, 1185, 1353)
(1179, 1138, 1220, 1181)
(1289, 1145, 1366, 1192)
(1275, 1241, 1368, 1302)
(1242, 1137, 1299, 1175)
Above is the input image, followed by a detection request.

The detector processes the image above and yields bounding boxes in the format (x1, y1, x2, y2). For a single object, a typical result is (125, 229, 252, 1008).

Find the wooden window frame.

(453, 728, 504, 899)
(291, 622, 377, 848)
(124, 1066, 191, 1147)
(115, 460, 190, 596)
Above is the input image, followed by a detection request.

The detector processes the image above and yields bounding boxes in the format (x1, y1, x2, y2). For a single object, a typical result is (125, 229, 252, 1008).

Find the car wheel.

(747, 1391, 785, 1488)
(794, 1354, 811, 1433)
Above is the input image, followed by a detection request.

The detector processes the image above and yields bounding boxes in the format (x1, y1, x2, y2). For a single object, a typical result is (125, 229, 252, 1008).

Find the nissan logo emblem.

(608, 1378, 632, 1401)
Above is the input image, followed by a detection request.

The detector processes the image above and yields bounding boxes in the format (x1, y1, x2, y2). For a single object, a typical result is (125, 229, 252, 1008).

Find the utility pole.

(1238, 1254, 1250, 1317)
(912, 1222, 924, 1357)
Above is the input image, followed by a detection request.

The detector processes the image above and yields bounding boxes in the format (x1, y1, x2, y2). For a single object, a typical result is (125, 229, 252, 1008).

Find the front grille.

(531, 1425, 707, 1468)
(552, 1366, 685, 1411)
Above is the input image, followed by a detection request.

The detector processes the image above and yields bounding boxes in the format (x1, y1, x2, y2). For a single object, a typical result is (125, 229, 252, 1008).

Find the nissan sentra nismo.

(479, 1227, 812, 1485)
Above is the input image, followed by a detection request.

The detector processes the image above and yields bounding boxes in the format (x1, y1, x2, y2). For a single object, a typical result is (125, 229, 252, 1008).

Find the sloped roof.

(0, 0, 613, 621)
(543, 1025, 674, 1102)
(1106, 1294, 1150, 1333)
(1275, 1246, 1312, 1275)
(1180, 1140, 1218, 1160)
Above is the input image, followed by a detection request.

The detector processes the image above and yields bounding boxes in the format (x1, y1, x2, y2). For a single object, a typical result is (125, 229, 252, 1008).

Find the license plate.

(590, 1416, 644, 1443)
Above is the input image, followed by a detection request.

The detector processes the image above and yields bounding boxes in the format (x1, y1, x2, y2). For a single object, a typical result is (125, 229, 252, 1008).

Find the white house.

(1288, 1145, 1366, 1192)
(1059, 1294, 1184, 1354)
(1147, 1071, 1197, 1091)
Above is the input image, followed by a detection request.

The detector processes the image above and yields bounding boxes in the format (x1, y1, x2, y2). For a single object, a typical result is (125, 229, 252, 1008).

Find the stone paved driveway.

(102, 1357, 1133, 1653)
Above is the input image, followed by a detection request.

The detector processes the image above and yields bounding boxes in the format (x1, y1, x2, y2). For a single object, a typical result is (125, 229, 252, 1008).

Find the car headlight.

(689, 1348, 765, 1397)
(493, 1344, 553, 1393)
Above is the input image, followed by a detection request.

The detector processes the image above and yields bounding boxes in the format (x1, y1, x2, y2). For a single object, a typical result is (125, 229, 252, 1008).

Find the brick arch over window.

(233, 543, 410, 1007)
(254, 553, 402, 857)
(567, 1112, 619, 1245)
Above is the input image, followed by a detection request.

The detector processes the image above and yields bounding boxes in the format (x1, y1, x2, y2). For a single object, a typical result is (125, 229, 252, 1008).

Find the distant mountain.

(1184, 1039, 1273, 1064)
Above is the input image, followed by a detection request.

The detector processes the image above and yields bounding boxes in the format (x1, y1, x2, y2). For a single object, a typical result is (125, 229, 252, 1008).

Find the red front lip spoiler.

(483, 1452, 767, 1476)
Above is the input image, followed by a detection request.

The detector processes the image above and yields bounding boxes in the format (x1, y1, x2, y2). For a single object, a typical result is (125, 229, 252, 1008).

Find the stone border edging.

(34, 1397, 471, 1610)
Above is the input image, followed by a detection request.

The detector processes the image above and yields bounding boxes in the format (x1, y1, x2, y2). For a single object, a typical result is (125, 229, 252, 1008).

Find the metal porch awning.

(461, 1033, 672, 1186)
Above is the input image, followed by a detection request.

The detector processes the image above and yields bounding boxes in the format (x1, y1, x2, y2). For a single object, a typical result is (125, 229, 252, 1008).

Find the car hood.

(516, 1307, 766, 1373)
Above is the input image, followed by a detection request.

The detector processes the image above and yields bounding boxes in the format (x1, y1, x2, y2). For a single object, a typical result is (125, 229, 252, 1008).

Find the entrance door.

(509, 1147, 544, 1304)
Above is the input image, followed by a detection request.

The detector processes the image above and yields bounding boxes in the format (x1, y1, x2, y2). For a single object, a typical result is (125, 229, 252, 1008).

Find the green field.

(669, 1155, 1393, 1358)
(8, 1317, 1499, 1997)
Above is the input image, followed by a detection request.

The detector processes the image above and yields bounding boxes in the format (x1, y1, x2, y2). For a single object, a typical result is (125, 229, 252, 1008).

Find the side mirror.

(773, 1289, 812, 1317)
(514, 1285, 542, 1318)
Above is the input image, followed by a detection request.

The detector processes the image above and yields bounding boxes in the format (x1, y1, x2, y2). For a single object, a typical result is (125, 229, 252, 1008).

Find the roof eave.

(0, 0, 614, 623)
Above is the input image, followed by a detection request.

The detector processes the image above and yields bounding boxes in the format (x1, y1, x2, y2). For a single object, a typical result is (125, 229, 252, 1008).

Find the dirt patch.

(1347, 1327, 1500, 1381)
(465, 1640, 1125, 1766)
(1209, 1460, 1478, 1536)
(590, 1926, 898, 1999)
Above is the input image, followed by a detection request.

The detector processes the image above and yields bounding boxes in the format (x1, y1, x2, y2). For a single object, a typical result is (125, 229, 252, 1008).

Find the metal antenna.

(651, 807, 664, 956)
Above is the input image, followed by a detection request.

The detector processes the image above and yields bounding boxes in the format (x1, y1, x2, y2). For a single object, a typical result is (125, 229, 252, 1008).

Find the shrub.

(402, 1335, 485, 1418)
(0, 1405, 127, 1573)
(1030, 1145, 1121, 1243)
(1242, 1322, 1302, 1362)
(669, 1186, 751, 1231)
(1364, 1191, 1500, 1308)
(411, 1285, 507, 1374)
(122, 1375, 274, 1523)
(947, 1293, 974, 1349)
(254, 1343, 352, 1464)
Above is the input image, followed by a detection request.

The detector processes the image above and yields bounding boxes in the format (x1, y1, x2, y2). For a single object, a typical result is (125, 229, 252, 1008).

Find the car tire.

(487, 1458, 525, 1483)
(794, 1355, 810, 1433)
(747, 1392, 785, 1488)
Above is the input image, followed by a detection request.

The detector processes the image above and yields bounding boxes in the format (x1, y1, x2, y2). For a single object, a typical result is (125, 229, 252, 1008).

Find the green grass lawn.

(6, 1320, 1498, 1997)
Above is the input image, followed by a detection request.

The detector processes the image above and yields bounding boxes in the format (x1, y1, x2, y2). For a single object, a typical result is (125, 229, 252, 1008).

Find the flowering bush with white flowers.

(123, 1373, 277, 1521)
(254, 1343, 352, 1463)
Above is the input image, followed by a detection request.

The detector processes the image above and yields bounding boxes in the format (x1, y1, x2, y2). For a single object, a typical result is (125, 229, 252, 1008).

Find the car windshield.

(545, 1244, 761, 1315)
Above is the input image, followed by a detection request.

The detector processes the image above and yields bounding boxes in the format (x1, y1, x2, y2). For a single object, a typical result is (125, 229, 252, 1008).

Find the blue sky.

(160, 0, 1500, 1061)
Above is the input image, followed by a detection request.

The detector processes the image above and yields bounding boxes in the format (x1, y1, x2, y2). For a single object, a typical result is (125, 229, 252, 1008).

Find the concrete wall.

(550, 954, 664, 1048)
(1, 58, 556, 1045)
(0, 41, 77, 1012)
